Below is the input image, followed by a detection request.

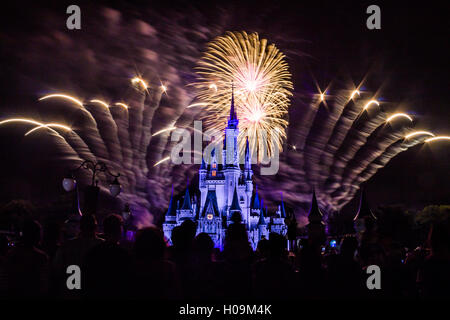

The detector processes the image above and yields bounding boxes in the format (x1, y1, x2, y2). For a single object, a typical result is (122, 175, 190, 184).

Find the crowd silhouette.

(0, 212, 449, 300)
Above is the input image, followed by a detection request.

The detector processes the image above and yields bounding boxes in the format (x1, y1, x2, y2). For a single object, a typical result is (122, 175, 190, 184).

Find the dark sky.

(0, 0, 448, 221)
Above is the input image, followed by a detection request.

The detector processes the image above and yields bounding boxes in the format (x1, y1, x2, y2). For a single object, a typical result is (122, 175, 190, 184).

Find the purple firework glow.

(0, 3, 448, 226)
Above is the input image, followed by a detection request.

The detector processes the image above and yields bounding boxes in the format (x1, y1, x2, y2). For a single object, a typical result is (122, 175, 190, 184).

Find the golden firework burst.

(193, 31, 293, 161)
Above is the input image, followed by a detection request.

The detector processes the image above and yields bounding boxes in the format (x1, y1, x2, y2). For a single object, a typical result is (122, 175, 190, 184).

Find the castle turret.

(354, 188, 376, 233)
(308, 189, 324, 224)
(280, 192, 287, 218)
(229, 186, 242, 213)
(244, 137, 252, 172)
(228, 84, 238, 128)
(306, 189, 326, 244)
(178, 183, 194, 221)
(199, 158, 207, 204)
(181, 187, 192, 210)
(252, 185, 261, 210)
(165, 185, 177, 222)
(163, 185, 177, 243)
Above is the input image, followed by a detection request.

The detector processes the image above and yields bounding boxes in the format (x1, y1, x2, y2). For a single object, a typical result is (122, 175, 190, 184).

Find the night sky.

(0, 1, 448, 224)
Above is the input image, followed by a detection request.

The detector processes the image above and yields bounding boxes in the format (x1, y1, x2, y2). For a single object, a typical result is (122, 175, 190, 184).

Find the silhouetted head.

(171, 226, 182, 248)
(193, 232, 214, 259)
(230, 211, 242, 224)
(340, 235, 358, 257)
(225, 222, 248, 243)
(103, 214, 123, 244)
(180, 220, 196, 241)
(256, 238, 270, 259)
(134, 226, 166, 261)
(224, 223, 251, 261)
(268, 232, 286, 259)
(80, 214, 97, 237)
(22, 219, 42, 247)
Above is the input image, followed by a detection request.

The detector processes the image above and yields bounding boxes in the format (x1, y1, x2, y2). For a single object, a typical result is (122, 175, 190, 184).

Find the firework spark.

(425, 136, 450, 143)
(25, 123, 72, 136)
(90, 99, 110, 109)
(386, 113, 413, 123)
(0, 118, 66, 139)
(39, 94, 84, 107)
(405, 131, 434, 139)
(350, 90, 360, 100)
(187, 103, 208, 108)
(193, 31, 293, 161)
(131, 77, 148, 90)
(153, 156, 171, 167)
(113, 102, 129, 110)
(152, 126, 177, 137)
(363, 99, 380, 111)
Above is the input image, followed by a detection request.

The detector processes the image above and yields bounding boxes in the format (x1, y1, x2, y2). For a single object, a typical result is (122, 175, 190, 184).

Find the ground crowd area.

(0, 213, 449, 300)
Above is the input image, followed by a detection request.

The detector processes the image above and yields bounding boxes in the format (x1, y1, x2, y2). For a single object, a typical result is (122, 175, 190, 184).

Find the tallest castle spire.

(227, 83, 239, 128)
(230, 82, 237, 120)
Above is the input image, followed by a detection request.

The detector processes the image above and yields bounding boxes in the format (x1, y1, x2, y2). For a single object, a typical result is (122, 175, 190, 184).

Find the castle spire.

(252, 185, 261, 209)
(200, 157, 206, 170)
(308, 189, 324, 224)
(227, 83, 239, 128)
(354, 188, 376, 221)
(181, 182, 192, 210)
(166, 184, 176, 216)
(230, 82, 237, 121)
(244, 137, 251, 170)
(258, 208, 266, 225)
(230, 186, 242, 212)
(211, 147, 217, 164)
(280, 192, 286, 218)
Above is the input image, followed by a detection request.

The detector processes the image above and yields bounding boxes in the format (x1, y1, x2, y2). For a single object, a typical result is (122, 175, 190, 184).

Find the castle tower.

(258, 206, 268, 241)
(244, 137, 254, 222)
(223, 85, 241, 216)
(271, 193, 287, 236)
(199, 158, 207, 205)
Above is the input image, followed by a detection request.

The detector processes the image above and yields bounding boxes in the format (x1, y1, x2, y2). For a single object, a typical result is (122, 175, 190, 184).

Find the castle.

(163, 90, 287, 250)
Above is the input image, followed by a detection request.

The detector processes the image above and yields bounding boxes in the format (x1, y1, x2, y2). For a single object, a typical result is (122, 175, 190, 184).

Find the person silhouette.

(222, 220, 253, 299)
(168, 220, 197, 298)
(5, 219, 49, 297)
(52, 214, 104, 298)
(326, 235, 363, 299)
(131, 226, 180, 299)
(419, 221, 450, 298)
(187, 233, 223, 300)
(253, 232, 295, 299)
(83, 214, 131, 299)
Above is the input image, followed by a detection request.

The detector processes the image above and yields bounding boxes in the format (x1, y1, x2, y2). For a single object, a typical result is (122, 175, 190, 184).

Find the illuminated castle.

(163, 91, 287, 250)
